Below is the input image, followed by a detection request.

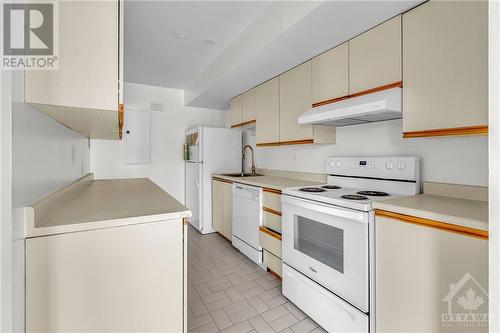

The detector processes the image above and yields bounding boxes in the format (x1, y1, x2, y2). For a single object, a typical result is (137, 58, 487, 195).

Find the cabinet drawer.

(263, 190, 281, 212)
(263, 211, 282, 233)
(264, 250, 282, 277)
(259, 227, 282, 258)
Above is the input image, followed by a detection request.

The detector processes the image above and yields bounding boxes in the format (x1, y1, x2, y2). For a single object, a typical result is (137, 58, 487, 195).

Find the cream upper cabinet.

(256, 78, 280, 144)
(312, 42, 349, 104)
(229, 95, 242, 127)
(349, 15, 402, 94)
(402, 1, 488, 136)
(241, 88, 257, 123)
(279, 61, 314, 142)
(212, 180, 224, 234)
(376, 215, 488, 333)
(25, 0, 123, 140)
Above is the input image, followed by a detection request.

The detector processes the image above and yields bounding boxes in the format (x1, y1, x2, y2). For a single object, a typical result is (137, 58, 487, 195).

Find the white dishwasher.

(232, 183, 263, 265)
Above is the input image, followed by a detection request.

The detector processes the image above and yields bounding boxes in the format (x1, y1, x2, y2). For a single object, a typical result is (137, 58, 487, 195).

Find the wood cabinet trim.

(256, 139, 314, 147)
(267, 268, 283, 281)
(230, 119, 256, 128)
(403, 125, 488, 138)
(213, 177, 234, 184)
(311, 81, 403, 108)
(118, 103, 124, 140)
(375, 209, 488, 240)
(259, 226, 282, 240)
(263, 207, 282, 216)
(263, 188, 282, 195)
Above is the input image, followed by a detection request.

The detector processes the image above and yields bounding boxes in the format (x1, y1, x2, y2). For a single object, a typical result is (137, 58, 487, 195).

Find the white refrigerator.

(185, 126, 242, 234)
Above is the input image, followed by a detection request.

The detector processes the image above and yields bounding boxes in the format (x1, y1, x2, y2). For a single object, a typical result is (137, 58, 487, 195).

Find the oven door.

(282, 195, 369, 312)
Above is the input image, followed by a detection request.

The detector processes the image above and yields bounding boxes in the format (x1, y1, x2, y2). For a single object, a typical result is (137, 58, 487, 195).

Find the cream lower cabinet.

(402, 1, 488, 137)
(312, 42, 349, 105)
(349, 15, 401, 94)
(256, 77, 280, 145)
(278, 61, 336, 145)
(25, 0, 123, 140)
(26, 220, 186, 332)
(260, 189, 283, 277)
(376, 213, 488, 333)
(212, 179, 233, 240)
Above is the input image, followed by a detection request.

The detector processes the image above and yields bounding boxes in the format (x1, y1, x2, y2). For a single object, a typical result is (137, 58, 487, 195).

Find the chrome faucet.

(242, 145, 256, 176)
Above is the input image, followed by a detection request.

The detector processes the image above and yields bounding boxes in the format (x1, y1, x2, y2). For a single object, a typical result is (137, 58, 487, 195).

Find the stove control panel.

(327, 156, 420, 181)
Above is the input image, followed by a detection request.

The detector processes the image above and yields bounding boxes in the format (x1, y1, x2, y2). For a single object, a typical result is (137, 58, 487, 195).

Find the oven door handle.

(282, 196, 368, 224)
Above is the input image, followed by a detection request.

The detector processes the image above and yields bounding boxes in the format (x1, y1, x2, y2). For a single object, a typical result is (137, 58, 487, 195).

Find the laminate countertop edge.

(212, 174, 322, 191)
(373, 194, 488, 232)
(25, 177, 191, 238)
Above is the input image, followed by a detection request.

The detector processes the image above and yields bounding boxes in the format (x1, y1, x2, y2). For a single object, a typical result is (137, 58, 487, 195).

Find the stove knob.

(329, 161, 336, 167)
(386, 162, 395, 170)
(397, 161, 406, 170)
(336, 161, 342, 167)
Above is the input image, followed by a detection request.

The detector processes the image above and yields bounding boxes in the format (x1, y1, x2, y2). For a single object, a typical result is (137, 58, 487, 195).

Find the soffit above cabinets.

(124, 1, 422, 110)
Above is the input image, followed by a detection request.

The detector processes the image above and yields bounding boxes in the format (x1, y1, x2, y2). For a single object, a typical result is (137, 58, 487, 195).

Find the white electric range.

(281, 156, 420, 333)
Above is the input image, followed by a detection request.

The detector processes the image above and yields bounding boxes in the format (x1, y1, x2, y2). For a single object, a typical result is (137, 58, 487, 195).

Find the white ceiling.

(125, 1, 423, 110)
(124, 1, 269, 89)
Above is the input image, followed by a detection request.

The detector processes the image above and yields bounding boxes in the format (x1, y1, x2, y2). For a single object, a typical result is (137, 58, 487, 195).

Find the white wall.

(90, 82, 227, 203)
(244, 119, 488, 187)
(9, 71, 90, 332)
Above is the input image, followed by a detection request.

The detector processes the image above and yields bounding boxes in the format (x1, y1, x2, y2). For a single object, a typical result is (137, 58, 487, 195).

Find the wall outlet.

(293, 151, 299, 160)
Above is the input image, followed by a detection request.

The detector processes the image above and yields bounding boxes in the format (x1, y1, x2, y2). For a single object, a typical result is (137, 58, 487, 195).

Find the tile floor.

(187, 226, 326, 333)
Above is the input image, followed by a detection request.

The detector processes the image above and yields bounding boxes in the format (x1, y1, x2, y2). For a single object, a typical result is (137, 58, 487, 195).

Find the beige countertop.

(373, 194, 488, 232)
(212, 174, 322, 191)
(25, 175, 191, 237)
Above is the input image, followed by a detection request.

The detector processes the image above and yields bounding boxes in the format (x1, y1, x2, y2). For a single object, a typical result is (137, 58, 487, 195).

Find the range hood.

(298, 87, 402, 127)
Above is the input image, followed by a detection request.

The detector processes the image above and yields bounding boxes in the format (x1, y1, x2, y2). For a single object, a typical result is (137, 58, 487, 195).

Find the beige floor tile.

(268, 313, 299, 332)
(202, 290, 228, 304)
(221, 320, 254, 333)
(247, 295, 270, 314)
(261, 305, 289, 323)
(226, 287, 245, 302)
(264, 295, 287, 308)
(189, 322, 219, 333)
(224, 299, 251, 315)
(205, 296, 233, 312)
(211, 309, 233, 330)
(242, 286, 265, 299)
(229, 306, 259, 324)
(188, 313, 213, 331)
(190, 298, 209, 316)
(283, 302, 307, 321)
(289, 318, 318, 333)
(249, 315, 275, 333)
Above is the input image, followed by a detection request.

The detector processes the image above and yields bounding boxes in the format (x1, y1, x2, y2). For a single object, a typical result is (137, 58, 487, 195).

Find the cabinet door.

(212, 180, 224, 234)
(279, 61, 313, 142)
(256, 78, 280, 144)
(25, 0, 119, 111)
(349, 15, 401, 94)
(312, 42, 349, 104)
(26, 220, 183, 332)
(229, 96, 242, 127)
(222, 182, 233, 240)
(402, 1, 487, 134)
(376, 215, 488, 333)
(241, 88, 257, 123)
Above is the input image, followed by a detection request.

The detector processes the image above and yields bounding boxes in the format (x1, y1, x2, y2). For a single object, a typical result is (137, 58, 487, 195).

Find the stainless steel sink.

(221, 173, 264, 178)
